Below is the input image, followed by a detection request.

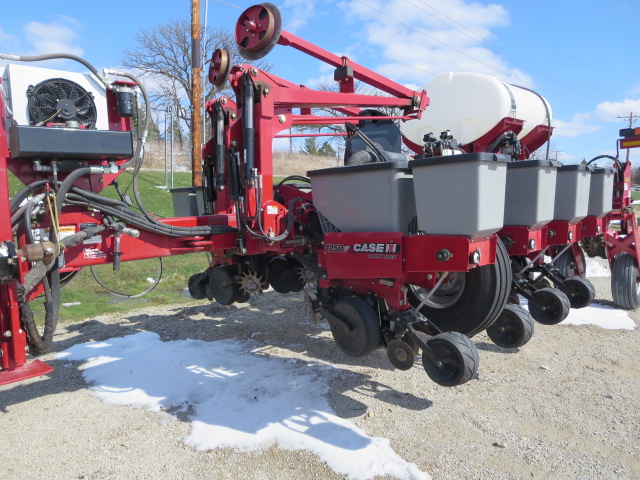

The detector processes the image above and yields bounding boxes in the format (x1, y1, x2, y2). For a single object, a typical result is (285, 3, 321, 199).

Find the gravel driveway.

(1, 263, 638, 480)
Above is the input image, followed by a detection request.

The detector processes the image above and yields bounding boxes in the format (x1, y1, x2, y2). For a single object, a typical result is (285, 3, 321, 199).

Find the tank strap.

(502, 83, 517, 113)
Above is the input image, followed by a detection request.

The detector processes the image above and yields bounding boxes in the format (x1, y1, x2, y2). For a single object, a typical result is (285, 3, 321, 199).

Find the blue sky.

(2, 0, 639, 163)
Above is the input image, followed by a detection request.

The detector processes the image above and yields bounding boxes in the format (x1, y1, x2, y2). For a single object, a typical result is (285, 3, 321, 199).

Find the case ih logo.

(325, 242, 400, 254)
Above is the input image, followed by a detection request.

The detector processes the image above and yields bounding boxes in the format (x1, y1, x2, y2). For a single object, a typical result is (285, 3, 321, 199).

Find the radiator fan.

(27, 78, 98, 128)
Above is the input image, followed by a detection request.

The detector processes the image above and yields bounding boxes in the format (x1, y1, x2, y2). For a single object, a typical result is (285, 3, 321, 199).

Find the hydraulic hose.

(345, 122, 391, 162)
(588, 154, 621, 168)
(0, 52, 110, 90)
(18, 262, 60, 355)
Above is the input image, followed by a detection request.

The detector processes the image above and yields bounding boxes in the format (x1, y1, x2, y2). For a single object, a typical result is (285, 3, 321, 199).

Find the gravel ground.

(1, 261, 639, 480)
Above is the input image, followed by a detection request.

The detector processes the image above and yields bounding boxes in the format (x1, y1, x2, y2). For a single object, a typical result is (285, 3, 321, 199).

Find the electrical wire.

(89, 258, 163, 298)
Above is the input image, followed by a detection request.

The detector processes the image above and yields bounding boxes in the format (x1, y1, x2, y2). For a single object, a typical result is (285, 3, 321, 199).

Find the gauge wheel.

(410, 240, 511, 337)
(422, 332, 478, 387)
(562, 276, 595, 309)
(328, 296, 381, 358)
(486, 304, 534, 349)
(554, 245, 586, 278)
(528, 287, 570, 325)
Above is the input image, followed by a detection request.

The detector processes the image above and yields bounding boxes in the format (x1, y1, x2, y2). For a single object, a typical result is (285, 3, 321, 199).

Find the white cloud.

(553, 97, 640, 139)
(23, 17, 84, 56)
(552, 115, 601, 138)
(594, 99, 640, 122)
(0, 27, 19, 50)
(282, 0, 317, 31)
(336, 0, 531, 88)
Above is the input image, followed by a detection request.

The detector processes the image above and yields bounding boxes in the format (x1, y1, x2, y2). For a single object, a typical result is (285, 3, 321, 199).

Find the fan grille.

(27, 77, 98, 129)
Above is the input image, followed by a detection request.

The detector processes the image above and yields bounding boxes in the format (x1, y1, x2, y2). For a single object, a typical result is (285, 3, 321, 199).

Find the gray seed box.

(408, 153, 509, 238)
(170, 186, 205, 217)
(308, 162, 415, 233)
(504, 159, 559, 228)
(553, 164, 591, 223)
(588, 167, 614, 217)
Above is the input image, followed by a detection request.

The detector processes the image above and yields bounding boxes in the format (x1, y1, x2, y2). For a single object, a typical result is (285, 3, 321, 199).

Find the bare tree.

(122, 19, 269, 145)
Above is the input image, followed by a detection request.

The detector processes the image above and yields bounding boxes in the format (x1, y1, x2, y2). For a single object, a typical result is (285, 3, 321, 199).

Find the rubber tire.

(206, 265, 240, 305)
(554, 245, 586, 278)
(188, 272, 209, 300)
(329, 296, 381, 358)
(528, 287, 571, 325)
(611, 252, 640, 310)
(562, 276, 595, 309)
(486, 304, 534, 349)
(422, 332, 478, 387)
(410, 239, 511, 337)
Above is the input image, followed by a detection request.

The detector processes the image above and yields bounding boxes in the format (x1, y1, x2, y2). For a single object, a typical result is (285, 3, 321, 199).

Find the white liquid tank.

(401, 72, 552, 147)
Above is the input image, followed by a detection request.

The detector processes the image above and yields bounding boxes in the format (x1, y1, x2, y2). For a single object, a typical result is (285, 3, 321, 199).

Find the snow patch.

(58, 332, 429, 480)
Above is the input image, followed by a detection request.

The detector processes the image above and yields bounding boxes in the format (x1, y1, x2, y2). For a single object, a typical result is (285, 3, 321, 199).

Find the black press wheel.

(562, 276, 595, 309)
(611, 252, 640, 310)
(486, 304, 534, 349)
(328, 296, 381, 357)
(422, 332, 479, 387)
(528, 287, 570, 325)
(554, 245, 586, 278)
(409, 240, 511, 337)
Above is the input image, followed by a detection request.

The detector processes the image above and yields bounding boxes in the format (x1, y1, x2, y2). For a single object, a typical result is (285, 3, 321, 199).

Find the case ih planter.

(0, 3, 636, 390)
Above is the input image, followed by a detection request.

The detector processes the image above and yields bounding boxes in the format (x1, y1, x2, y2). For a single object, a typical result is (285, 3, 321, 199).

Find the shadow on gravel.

(474, 341, 521, 354)
(0, 290, 434, 414)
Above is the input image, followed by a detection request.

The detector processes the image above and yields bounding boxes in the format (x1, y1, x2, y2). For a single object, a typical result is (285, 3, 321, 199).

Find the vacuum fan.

(26, 77, 98, 128)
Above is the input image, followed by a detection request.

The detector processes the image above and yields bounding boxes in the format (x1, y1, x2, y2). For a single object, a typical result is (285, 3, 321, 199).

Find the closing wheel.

(422, 332, 479, 387)
(528, 287, 570, 325)
(611, 252, 640, 310)
(486, 304, 534, 349)
(235, 3, 282, 60)
(554, 244, 586, 278)
(329, 296, 381, 357)
(562, 276, 595, 309)
(409, 239, 511, 337)
(386, 339, 416, 371)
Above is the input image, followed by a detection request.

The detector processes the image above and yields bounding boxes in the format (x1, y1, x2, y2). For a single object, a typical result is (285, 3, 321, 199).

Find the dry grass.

(142, 140, 191, 170)
(272, 151, 340, 176)
(140, 143, 340, 177)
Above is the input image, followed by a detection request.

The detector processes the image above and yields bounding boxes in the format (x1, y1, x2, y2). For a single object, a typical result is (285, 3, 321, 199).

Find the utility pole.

(618, 112, 637, 162)
(551, 149, 563, 160)
(191, 0, 203, 186)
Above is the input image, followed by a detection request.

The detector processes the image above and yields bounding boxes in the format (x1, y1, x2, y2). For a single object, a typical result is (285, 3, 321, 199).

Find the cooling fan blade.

(27, 77, 98, 128)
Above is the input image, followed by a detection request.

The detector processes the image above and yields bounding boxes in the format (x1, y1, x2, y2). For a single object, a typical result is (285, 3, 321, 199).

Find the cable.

(0, 52, 110, 90)
(89, 258, 163, 298)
